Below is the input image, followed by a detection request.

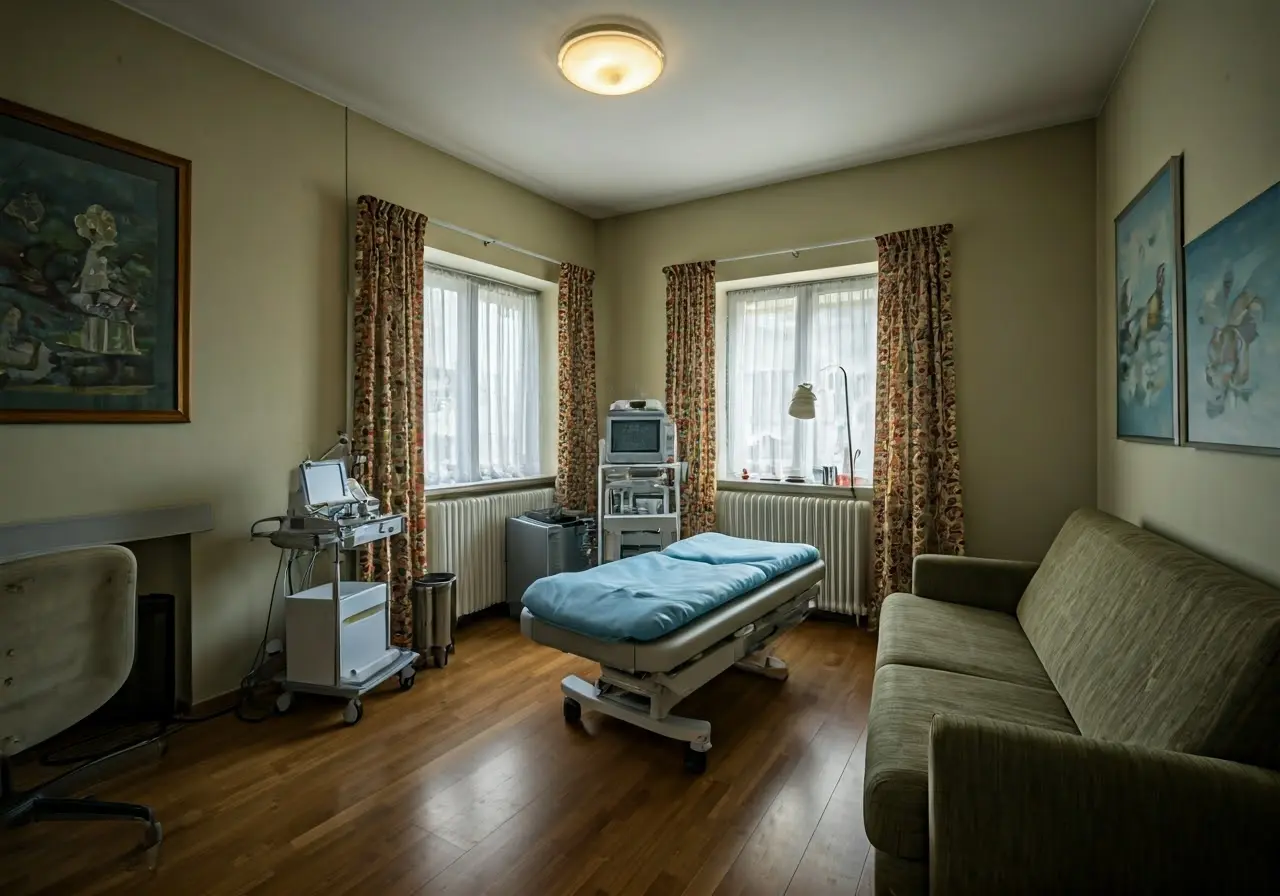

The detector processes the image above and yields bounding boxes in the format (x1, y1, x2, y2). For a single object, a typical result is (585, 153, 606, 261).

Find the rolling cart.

(257, 459, 418, 725)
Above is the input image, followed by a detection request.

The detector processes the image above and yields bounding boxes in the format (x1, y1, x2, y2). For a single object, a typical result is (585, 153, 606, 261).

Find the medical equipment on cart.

(521, 533, 824, 773)
(251, 456, 416, 726)
(598, 400, 683, 563)
(604, 398, 676, 464)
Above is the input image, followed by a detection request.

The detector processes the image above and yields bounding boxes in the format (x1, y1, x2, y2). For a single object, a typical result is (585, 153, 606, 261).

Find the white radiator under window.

(428, 487, 555, 616)
(716, 490, 871, 617)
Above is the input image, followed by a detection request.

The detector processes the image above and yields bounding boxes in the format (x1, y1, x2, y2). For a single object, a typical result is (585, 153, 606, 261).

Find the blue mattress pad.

(521, 533, 819, 643)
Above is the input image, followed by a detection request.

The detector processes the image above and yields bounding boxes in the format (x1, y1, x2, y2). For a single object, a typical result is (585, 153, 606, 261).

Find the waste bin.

(412, 572, 457, 667)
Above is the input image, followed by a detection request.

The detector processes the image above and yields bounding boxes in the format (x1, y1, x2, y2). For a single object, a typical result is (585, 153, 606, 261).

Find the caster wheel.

(142, 820, 163, 870)
(342, 698, 364, 726)
(398, 668, 416, 690)
(275, 691, 293, 714)
(684, 745, 708, 775)
(563, 697, 581, 724)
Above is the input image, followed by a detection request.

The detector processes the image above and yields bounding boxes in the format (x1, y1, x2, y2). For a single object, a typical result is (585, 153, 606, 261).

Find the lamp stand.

(834, 366, 858, 499)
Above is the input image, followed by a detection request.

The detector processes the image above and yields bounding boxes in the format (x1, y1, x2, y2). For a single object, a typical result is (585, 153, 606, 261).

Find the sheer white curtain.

(724, 275, 876, 482)
(423, 265, 540, 486)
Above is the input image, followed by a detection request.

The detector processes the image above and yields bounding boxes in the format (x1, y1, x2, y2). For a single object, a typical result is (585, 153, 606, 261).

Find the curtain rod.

(716, 235, 875, 264)
(427, 219, 562, 267)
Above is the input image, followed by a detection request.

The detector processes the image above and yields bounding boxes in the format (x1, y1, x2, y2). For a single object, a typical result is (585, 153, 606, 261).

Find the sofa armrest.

(910, 555, 1039, 614)
(928, 714, 1280, 895)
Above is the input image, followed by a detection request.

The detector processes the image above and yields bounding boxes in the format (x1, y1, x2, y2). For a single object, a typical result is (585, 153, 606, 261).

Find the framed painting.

(1183, 179, 1280, 454)
(0, 98, 189, 423)
(1114, 156, 1184, 444)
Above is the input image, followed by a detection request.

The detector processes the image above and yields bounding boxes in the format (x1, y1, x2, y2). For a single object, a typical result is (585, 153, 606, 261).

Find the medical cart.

(258, 460, 417, 725)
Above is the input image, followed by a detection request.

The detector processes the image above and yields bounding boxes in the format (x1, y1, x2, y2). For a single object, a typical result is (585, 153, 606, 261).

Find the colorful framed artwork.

(0, 98, 190, 423)
(1183, 179, 1280, 455)
(1114, 156, 1184, 444)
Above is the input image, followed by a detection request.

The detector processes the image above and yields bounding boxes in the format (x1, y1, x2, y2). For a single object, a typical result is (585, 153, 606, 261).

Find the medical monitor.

(605, 411, 671, 464)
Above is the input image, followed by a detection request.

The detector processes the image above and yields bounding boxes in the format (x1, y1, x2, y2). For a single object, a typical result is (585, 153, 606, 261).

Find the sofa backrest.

(1017, 508, 1280, 769)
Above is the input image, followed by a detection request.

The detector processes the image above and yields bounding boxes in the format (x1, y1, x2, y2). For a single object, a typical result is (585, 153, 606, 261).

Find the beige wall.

(597, 123, 1098, 561)
(1096, 0, 1280, 587)
(0, 0, 594, 702)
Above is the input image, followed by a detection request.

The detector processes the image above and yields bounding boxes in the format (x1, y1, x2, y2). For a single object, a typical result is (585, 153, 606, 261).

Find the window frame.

(717, 266, 878, 492)
(423, 262, 543, 490)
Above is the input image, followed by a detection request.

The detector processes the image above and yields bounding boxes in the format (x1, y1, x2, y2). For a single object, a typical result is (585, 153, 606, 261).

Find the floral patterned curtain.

(353, 195, 429, 647)
(664, 260, 717, 536)
(555, 262, 599, 512)
(871, 224, 965, 627)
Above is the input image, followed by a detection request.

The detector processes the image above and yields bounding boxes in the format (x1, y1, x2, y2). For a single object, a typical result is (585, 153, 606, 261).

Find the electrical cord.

(233, 548, 290, 723)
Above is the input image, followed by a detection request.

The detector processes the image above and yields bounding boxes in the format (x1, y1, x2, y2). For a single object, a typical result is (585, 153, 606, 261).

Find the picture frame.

(1182, 179, 1280, 455)
(1114, 155, 1184, 445)
(0, 98, 190, 423)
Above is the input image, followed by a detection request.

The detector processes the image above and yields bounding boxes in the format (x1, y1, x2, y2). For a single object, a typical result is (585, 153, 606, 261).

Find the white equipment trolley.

(258, 459, 417, 725)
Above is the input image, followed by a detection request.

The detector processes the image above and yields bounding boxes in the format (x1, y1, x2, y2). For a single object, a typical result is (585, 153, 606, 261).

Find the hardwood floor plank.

(784, 727, 871, 895)
(0, 617, 877, 896)
(854, 848, 875, 896)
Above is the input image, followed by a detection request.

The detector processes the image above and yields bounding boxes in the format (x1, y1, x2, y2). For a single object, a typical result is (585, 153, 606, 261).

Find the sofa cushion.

(864, 663, 1078, 861)
(877, 593, 1055, 691)
(1017, 509, 1280, 769)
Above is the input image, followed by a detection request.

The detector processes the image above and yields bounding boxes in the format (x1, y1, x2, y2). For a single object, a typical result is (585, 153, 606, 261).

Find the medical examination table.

(520, 538, 824, 773)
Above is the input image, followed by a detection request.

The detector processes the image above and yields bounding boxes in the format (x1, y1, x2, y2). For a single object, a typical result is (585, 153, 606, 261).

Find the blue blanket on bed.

(521, 533, 819, 643)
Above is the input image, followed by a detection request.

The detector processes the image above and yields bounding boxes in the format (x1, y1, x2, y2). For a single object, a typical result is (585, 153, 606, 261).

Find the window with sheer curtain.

(724, 275, 877, 484)
(423, 265, 540, 487)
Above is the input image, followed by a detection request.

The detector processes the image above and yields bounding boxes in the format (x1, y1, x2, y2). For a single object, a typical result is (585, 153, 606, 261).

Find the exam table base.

(559, 586, 816, 773)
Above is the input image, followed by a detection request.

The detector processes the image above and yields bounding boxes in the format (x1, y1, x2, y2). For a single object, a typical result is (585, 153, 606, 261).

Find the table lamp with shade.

(788, 367, 860, 498)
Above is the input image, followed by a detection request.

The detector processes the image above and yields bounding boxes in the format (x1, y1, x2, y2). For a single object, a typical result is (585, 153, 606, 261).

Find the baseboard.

(186, 689, 239, 720)
(457, 603, 512, 627)
(808, 609, 870, 628)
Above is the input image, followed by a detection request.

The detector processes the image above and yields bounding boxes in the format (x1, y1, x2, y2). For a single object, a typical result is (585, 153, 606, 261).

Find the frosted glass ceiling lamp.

(558, 25, 664, 96)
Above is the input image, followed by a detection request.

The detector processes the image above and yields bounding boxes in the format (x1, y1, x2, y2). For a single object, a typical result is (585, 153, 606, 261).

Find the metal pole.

(837, 365, 858, 500)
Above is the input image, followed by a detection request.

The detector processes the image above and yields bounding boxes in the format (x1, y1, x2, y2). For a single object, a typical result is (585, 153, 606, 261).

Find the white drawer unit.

(285, 581, 391, 687)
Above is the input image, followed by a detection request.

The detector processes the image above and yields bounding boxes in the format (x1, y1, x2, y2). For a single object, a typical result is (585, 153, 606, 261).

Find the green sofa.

(864, 508, 1280, 895)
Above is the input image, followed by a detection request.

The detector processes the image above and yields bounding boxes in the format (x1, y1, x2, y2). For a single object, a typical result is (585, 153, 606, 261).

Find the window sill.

(427, 475, 555, 499)
(717, 479, 871, 500)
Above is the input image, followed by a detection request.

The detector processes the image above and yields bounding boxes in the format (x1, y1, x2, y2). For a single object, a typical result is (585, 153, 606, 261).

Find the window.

(724, 275, 877, 484)
(424, 265, 540, 487)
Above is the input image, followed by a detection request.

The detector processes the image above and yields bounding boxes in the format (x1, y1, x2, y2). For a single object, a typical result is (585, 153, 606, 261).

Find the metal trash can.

(412, 573, 457, 668)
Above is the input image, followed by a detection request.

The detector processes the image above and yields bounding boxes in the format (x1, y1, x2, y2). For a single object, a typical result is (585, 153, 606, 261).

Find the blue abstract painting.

(1115, 159, 1182, 443)
(1185, 180, 1280, 453)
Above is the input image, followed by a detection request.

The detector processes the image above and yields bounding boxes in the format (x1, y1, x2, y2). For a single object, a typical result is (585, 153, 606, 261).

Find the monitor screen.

(610, 419, 661, 454)
(301, 460, 350, 505)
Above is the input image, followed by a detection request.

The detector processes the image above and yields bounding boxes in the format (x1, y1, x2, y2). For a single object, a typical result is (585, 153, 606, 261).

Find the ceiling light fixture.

(557, 24, 664, 96)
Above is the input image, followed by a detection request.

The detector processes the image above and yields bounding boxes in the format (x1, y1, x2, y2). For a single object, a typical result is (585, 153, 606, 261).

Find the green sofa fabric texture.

(876, 593, 1056, 690)
(1017, 508, 1280, 768)
(864, 663, 1077, 860)
(865, 508, 1280, 895)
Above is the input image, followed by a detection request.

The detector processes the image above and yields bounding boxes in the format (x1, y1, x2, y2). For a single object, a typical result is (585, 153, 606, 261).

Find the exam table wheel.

(342, 698, 364, 726)
(274, 691, 293, 715)
(563, 697, 581, 724)
(684, 744, 708, 775)
(398, 668, 416, 690)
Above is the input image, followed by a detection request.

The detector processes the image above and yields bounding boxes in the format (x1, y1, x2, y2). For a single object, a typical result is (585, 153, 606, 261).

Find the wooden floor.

(2, 616, 878, 896)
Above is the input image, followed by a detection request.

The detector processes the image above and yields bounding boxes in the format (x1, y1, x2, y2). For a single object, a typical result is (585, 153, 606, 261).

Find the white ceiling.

(116, 0, 1150, 218)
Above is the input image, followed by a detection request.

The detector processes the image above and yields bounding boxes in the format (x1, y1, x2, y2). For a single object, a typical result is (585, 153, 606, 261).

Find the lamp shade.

(788, 383, 817, 419)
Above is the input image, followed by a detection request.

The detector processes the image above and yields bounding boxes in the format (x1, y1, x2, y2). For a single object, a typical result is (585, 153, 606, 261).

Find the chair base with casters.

(1, 754, 163, 867)
(1, 546, 163, 868)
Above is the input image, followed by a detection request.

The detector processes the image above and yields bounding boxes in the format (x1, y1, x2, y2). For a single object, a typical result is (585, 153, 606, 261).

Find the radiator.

(428, 487, 555, 616)
(716, 490, 872, 617)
